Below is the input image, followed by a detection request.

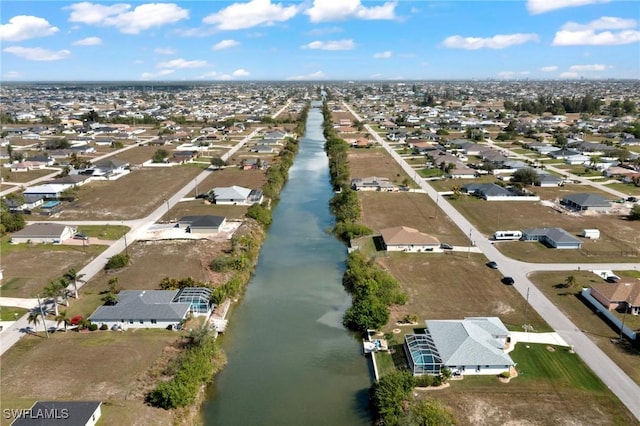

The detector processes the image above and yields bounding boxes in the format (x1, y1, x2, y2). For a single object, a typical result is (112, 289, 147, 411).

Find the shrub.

(99, 323, 108, 331)
(500, 371, 511, 378)
(88, 323, 98, 331)
(104, 253, 130, 270)
(415, 375, 435, 387)
(246, 204, 272, 227)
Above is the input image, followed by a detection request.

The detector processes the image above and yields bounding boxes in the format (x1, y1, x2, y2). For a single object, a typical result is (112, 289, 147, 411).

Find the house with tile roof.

(380, 226, 441, 252)
(404, 317, 514, 376)
(591, 281, 640, 316)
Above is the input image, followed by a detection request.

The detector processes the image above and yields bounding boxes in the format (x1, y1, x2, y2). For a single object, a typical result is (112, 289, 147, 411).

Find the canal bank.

(202, 101, 373, 425)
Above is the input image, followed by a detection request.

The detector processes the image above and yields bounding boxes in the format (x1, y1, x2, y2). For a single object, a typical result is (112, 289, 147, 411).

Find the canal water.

(201, 101, 373, 425)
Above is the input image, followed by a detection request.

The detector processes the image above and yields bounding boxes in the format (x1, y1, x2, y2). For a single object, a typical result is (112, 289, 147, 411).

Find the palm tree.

(55, 310, 71, 332)
(63, 268, 85, 299)
(27, 311, 42, 333)
(43, 281, 64, 317)
(564, 275, 577, 290)
(102, 292, 119, 306)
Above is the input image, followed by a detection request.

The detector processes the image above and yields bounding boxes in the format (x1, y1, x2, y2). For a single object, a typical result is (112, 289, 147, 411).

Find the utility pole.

(523, 287, 530, 333)
(434, 193, 439, 220)
(467, 228, 472, 259)
(37, 294, 49, 339)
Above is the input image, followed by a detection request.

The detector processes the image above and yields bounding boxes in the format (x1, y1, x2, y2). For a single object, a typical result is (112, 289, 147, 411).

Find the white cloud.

(286, 70, 327, 80)
(3, 46, 71, 61)
(442, 33, 539, 49)
(553, 29, 640, 46)
(559, 71, 580, 78)
(306, 26, 343, 36)
(67, 2, 189, 34)
(520, 71, 530, 75)
(2, 71, 22, 79)
(373, 51, 392, 59)
(157, 58, 209, 69)
(561, 16, 637, 31)
(0, 15, 59, 41)
(306, 0, 396, 22)
(540, 65, 558, 72)
(73, 36, 102, 46)
(497, 71, 516, 79)
(141, 69, 175, 80)
(155, 47, 175, 55)
(302, 39, 355, 50)
(203, 0, 298, 30)
(213, 39, 240, 50)
(569, 63, 610, 71)
(527, 0, 610, 15)
(232, 68, 250, 77)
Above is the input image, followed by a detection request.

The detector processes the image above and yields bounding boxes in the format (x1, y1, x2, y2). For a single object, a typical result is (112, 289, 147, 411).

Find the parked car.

(486, 261, 498, 269)
(73, 233, 89, 240)
(627, 196, 638, 203)
(440, 243, 453, 250)
(502, 276, 515, 285)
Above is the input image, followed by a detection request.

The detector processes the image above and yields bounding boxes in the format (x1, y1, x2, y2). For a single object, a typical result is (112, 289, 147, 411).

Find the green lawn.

(76, 225, 130, 240)
(604, 182, 640, 196)
(510, 343, 606, 392)
(0, 307, 28, 321)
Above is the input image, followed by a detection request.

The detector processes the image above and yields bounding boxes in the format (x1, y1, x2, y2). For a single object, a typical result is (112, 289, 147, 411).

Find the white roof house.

(404, 317, 514, 376)
(380, 226, 441, 253)
(11, 223, 76, 244)
(211, 186, 263, 205)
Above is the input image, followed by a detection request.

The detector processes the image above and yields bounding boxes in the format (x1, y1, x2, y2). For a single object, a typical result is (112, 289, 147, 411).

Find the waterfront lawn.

(195, 167, 267, 196)
(164, 199, 248, 221)
(376, 252, 551, 333)
(358, 191, 469, 245)
(0, 329, 180, 426)
(427, 343, 636, 425)
(529, 271, 640, 385)
(347, 147, 413, 184)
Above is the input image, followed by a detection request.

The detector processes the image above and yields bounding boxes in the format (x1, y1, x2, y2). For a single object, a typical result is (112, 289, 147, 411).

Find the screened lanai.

(173, 287, 213, 315)
(404, 333, 443, 375)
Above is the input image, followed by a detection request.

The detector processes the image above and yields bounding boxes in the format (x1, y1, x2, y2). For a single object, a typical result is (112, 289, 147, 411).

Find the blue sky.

(1, 0, 639, 81)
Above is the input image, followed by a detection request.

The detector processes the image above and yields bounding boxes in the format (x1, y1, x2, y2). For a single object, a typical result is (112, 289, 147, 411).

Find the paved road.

(0, 128, 262, 356)
(0, 100, 296, 355)
(342, 102, 640, 420)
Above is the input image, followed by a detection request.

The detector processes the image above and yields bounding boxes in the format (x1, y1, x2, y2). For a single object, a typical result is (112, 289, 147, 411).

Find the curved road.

(342, 102, 640, 420)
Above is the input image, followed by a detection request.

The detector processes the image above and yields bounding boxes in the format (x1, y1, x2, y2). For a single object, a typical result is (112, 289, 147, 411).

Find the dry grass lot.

(166, 200, 249, 221)
(108, 145, 159, 165)
(53, 167, 202, 220)
(0, 240, 105, 298)
(1, 168, 58, 183)
(348, 148, 413, 184)
(358, 191, 469, 245)
(0, 330, 179, 426)
(447, 195, 639, 262)
(529, 271, 640, 385)
(375, 252, 550, 333)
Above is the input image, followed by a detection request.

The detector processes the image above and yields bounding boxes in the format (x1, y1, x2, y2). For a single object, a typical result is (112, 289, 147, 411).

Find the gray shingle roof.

(562, 193, 610, 207)
(11, 223, 70, 238)
(89, 290, 190, 322)
(425, 317, 513, 367)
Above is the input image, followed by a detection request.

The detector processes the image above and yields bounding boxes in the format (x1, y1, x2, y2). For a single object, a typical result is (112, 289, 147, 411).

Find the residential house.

(521, 227, 582, 249)
(351, 176, 395, 192)
(590, 281, 640, 315)
(11, 401, 102, 426)
(251, 144, 275, 154)
(380, 226, 441, 252)
(536, 172, 564, 187)
(210, 186, 263, 205)
(561, 193, 611, 212)
(88, 287, 213, 330)
(177, 215, 226, 234)
(404, 317, 514, 376)
(4, 194, 44, 212)
(23, 183, 73, 199)
(11, 223, 76, 244)
(90, 158, 129, 177)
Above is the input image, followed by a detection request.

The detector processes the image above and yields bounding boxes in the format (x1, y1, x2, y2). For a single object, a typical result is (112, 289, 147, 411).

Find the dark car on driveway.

(502, 276, 515, 285)
(73, 233, 89, 240)
(440, 243, 453, 250)
(487, 261, 498, 269)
